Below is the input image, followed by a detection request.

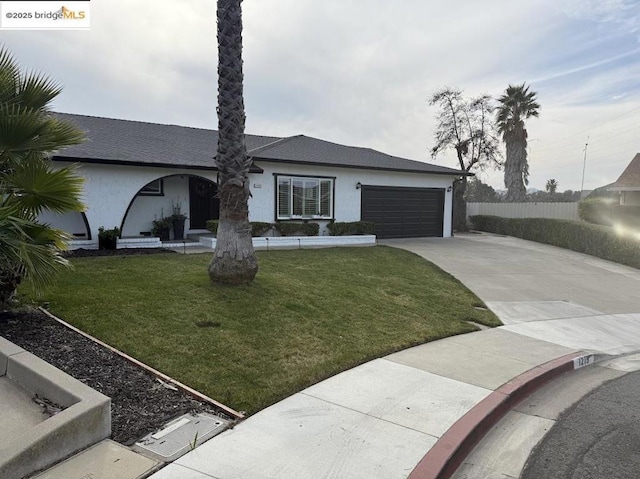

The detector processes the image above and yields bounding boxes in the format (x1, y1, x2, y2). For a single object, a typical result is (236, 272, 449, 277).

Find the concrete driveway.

(149, 233, 640, 479)
(382, 233, 640, 322)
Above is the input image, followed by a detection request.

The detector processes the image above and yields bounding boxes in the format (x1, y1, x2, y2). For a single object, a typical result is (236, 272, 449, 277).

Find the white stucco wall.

(51, 160, 455, 242)
(249, 162, 455, 237)
(621, 191, 640, 206)
(123, 175, 191, 237)
(38, 211, 88, 238)
(55, 162, 217, 241)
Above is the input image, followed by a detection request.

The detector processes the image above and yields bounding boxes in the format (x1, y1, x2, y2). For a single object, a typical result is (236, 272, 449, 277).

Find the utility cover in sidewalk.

(133, 412, 230, 462)
(33, 440, 159, 479)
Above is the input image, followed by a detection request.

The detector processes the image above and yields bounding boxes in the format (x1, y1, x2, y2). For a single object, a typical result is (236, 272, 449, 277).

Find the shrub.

(274, 222, 320, 236)
(578, 198, 614, 226)
(469, 215, 640, 269)
(98, 226, 120, 250)
(251, 222, 273, 237)
(327, 221, 376, 236)
(206, 221, 274, 237)
(206, 220, 219, 234)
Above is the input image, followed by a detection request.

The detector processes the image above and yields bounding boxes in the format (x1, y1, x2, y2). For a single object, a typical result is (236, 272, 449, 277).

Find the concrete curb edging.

(0, 337, 111, 479)
(39, 308, 244, 419)
(408, 351, 593, 479)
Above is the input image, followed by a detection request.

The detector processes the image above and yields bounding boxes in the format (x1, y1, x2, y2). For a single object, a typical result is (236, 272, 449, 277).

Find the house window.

(276, 176, 333, 219)
(139, 179, 164, 196)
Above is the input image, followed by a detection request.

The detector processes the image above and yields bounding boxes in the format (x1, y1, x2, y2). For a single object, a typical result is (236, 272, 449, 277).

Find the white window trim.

(276, 175, 334, 220)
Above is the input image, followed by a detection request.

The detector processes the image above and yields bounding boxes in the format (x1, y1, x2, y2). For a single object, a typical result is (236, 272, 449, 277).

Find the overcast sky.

(3, 0, 639, 191)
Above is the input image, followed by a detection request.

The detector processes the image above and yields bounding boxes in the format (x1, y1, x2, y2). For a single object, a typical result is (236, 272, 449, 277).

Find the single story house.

(608, 153, 640, 206)
(40, 113, 467, 245)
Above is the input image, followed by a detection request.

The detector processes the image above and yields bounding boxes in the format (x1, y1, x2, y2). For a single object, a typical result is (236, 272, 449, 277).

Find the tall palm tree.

(496, 83, 540, 202)
(545, 178, 558, 194)
(208, 0, 258, 284)
(0, 47, 85, 307)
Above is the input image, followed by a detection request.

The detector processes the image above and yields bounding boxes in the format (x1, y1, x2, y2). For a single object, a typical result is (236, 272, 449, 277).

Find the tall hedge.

(469, 215, 640, 269)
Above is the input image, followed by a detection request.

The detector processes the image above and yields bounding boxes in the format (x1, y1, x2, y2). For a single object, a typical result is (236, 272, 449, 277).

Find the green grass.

(26, 246, 500, 414)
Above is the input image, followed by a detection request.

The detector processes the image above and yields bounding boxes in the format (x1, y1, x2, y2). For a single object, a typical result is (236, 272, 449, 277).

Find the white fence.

(467, 202, 580, 221)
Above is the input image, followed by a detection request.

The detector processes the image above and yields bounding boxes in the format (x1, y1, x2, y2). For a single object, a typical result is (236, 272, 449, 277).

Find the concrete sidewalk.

(150, 234, 640, 479)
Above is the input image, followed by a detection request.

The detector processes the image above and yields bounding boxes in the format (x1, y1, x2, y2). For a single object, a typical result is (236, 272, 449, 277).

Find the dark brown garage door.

(361, 186, 445, 238)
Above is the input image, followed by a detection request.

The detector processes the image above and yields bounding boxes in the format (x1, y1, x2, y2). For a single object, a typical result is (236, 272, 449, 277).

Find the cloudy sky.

(4, 0, 639, 191)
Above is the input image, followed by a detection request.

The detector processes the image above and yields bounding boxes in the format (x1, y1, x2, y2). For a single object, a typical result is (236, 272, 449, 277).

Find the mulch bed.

(63, 247, 177, 258)
(0, 309, 232, 445)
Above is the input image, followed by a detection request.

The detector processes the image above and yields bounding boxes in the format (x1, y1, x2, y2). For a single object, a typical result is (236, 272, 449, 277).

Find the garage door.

(361, 186, 445, 238)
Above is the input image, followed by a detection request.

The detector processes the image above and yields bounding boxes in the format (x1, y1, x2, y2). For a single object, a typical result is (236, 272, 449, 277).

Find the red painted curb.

(408, 351, 588, 479)
(39, 307, 244, 420)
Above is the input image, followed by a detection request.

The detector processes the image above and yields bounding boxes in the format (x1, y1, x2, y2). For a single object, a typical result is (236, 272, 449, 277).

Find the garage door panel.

(361, 186, 444, 239)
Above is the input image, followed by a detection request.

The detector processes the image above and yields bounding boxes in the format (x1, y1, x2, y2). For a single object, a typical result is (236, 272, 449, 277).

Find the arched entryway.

(121, 174, 219, 239)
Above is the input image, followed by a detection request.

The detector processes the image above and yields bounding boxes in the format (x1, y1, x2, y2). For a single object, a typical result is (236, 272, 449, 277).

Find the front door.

(189, 177, 219, 229)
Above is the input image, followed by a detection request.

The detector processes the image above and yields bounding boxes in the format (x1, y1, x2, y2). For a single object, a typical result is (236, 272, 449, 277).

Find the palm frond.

(4, 159, 84, 215)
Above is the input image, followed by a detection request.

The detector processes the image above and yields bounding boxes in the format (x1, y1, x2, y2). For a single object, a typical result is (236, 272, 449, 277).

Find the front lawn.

(26, 246, 500, 414)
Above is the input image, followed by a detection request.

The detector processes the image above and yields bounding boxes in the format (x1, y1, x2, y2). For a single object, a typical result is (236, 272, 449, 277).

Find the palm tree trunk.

(0, 263, 22, 309)
(208, 0, 258, 284)
(504, 131, 527, 202)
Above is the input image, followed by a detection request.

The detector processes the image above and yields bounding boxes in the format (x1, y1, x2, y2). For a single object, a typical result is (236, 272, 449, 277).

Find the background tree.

(496, 83, 540, 202)
(430, 88, 501, 231)
(0, 47, 85, 307)
(545, 178, 558, 194)
(208, 0, 258, 284)
(465, 177, 501, 203)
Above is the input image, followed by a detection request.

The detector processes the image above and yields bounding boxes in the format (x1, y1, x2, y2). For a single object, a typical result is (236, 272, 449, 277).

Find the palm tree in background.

(208, 0, 258, 284)
(496, 83, 540, 202)
(0, 47, 85, 307)
(545, 178, 558, 194)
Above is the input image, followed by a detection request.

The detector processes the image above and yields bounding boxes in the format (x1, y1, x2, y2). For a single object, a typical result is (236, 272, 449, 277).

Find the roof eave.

(52, 156, 264, 173)
(251, 157, 469, 176)
(608, 186, 640, 191)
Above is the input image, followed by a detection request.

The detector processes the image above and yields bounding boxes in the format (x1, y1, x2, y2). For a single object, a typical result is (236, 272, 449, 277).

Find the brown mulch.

(0, 309, 232, 445)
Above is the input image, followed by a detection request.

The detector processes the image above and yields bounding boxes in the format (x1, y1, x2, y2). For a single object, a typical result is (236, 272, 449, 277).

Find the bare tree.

(208, 0, 258, 284)
(430, 88, 501, 231)
(496, 83, 540, 202)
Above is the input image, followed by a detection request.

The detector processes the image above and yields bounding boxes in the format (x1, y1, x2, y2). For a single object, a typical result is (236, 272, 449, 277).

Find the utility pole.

(580, 135, 589, 196)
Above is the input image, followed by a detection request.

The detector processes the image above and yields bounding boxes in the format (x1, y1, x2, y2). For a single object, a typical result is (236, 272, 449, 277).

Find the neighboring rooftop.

(609, 153, 640, 191)
(53, 113, 465, 176)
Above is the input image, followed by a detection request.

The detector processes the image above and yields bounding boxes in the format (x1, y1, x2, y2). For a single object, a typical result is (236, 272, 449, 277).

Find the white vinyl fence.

(467, 202, 580, 221)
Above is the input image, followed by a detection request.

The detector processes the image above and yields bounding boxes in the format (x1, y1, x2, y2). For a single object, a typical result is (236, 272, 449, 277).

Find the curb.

(38, 307, 244, 420)
(408, 351, 594, 479)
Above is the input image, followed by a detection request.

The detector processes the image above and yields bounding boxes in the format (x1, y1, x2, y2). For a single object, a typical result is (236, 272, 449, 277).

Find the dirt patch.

(0, 309, 232, 445)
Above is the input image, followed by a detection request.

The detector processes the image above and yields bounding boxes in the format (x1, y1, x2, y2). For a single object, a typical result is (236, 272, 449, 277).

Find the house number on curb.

(573, 354, 594, 369)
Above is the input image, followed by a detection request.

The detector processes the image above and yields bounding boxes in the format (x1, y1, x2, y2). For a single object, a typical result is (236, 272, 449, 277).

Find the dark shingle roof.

(53, 113, 465, 176)
(609, 153, 640, 190)
(250, 134, 465, 175)
(53, 113, 278, 171)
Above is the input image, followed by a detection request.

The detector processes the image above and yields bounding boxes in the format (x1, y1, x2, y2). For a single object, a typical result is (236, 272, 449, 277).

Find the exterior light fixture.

(356, 182, 362, 190)
(447, 186, 452, 192)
